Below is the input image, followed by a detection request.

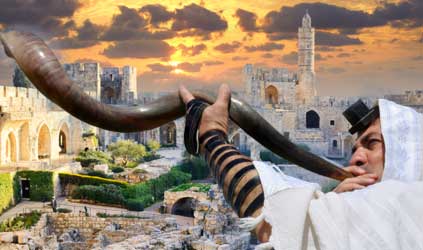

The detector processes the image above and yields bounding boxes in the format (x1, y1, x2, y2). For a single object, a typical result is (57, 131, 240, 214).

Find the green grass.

(170, 183, 211, 193)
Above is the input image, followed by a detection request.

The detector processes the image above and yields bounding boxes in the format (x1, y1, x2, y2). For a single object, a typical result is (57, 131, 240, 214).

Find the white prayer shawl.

(255, 99, 423, 250)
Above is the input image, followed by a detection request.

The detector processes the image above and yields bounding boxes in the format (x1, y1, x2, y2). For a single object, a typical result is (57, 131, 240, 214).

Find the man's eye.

(368, 139, 381, 148)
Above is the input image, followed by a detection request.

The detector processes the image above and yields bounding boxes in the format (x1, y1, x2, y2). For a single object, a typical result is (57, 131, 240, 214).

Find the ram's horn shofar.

(0, 30, 353, 181)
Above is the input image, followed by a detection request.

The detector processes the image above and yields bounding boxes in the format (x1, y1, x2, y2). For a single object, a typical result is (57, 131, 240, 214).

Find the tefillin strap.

(184, 99, 209, 155)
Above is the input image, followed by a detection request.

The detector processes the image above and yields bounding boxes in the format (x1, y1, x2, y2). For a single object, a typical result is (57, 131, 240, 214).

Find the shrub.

(72, 184, 125, 205)
(176, 154, 209, 180)
(59, 173, 127, 188)
(146, 140, 160, 152)
(0, 173, 16, 214)
(57, 208, 72, 213)
(125, 161, 139, 169)
(171, 183, 211, 193)
(85, 169, 112, 179)
(75, 150, 111, 167)
(17, 171, 54, 201)
(0, 211, 41, 232)
(111, 166, 125, 173)
(108, 140, 146, 166)
(141, 153, 161, 163)
(126, 199, 144, 211)
(123, 167, 191, 207)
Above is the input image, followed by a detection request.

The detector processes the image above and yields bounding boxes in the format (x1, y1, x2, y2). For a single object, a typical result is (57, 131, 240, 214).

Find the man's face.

(350, 118, 385, 180)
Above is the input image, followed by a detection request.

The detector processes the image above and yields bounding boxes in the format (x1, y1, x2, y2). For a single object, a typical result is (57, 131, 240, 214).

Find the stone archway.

(160, 122, 176, 147)
(306, 110, 320, 129)
(19, 122, 30, 161)
(171, 197, 195, 217)
(6, 132, 17, 162)
(58, 122, 70, 154)
(265, 85, 278, 105)
(37, 124, 51, 159)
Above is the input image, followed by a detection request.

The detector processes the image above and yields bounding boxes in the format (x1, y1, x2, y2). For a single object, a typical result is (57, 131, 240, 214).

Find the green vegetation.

(0, 173, 17, 214)
(111, 166, 125, 173)
(108, 140, 147, 167)
(146, 140, 160, 153)
(59, 173, 128, 188)
(176, 151, 209, 180)
(260, 144, 311, 165)
(85, 169, 112, 179)
(75, 150, 111, 167)
(66, 167, 190, 211)
(0, 211, 41, 232)
(17, 171, 54, 201)
(170, 183, 211, 193)
(72, 184, 126, 205)
(123, 168, 191, 208)
(125, 199, 144, 211)
(56, 208, 72, 213)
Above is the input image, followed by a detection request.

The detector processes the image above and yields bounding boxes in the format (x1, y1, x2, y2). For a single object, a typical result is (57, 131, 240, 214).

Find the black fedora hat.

(343, 99, 379, 135)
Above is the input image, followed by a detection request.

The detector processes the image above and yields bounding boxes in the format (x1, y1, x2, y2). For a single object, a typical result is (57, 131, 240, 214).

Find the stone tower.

(122, 66, 137, 104)
(296, 11, 316, 104)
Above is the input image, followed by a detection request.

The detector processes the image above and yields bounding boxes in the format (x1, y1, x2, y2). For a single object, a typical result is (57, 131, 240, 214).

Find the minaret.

(296, 10, 316, 103)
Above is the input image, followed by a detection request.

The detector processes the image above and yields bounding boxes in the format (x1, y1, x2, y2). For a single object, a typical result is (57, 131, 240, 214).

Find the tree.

(107, 140, 146, 166)
(146, 140, 160, 153)
(75, 150, 111, 167)
(13, 67, 32, 88)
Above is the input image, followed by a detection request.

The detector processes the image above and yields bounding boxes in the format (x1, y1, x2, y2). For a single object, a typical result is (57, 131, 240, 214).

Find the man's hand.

(333, 166, 378, 193)
(179, 84, 231, 137)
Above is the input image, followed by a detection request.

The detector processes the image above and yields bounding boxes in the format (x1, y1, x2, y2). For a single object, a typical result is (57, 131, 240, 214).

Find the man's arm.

(179, 85, 271, 241)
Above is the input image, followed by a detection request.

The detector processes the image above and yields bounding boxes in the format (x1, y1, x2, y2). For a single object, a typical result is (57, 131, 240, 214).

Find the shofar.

(0, 30, 352, 217)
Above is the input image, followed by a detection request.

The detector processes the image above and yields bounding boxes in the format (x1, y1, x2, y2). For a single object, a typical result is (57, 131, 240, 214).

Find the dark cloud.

(244, 42, 284, 52)
(203, 60, 224, 66)
(0, 0, 81, 38)
(178, 62, 203, 72)
(73, 58, 114, 67)
(103, 40, 175, 59)
(171, 4, 228, 39)
(267, 32, 297, 41)
(411, 56, 423, 61)
(76, 19, 104, 41)
(178, 44, 207, 56)
(373, 0, 423, 28)
(316, 31, 362, 46)
(337, 53, 351, 58)
(282, 51, 298, 65)
(261, 53, 274, 58)
(101, 6, 175, 41)
(232, 56, 248, 61)
(235, 9, 258, 32)
(263, 3, 385, 34)
(140, 4, 174, 25)
(147, 63, 174, 72)
(50, 38, 97, 49)
(214, 41, 241, 53)
(49, 19, 104, 49)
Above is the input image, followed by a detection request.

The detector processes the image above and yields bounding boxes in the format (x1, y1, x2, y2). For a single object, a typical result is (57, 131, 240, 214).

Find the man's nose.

(349, 148, 367, 167)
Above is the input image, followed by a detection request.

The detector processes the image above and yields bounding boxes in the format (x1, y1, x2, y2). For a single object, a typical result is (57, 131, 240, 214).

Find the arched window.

(306, 110, 320, 128)
(332, 140, 338, 148)
(265, 86, 278, 105)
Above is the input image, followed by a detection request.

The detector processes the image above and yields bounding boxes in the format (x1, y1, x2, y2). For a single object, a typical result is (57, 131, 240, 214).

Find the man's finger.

(216, 84, 231, 107)
(344, 165, 366, 176)
(179, 85, 195, 104)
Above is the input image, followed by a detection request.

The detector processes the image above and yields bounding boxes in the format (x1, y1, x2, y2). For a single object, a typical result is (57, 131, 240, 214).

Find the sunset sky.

(0, 0, 421, 96)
